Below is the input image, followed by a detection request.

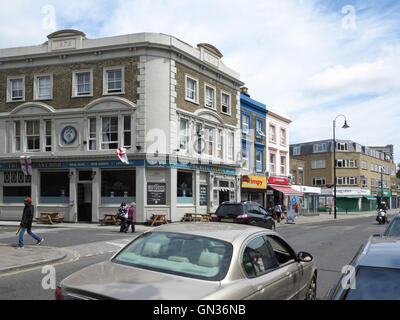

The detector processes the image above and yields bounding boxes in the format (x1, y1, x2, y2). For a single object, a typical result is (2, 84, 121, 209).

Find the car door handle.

(286, 272, 293, 278)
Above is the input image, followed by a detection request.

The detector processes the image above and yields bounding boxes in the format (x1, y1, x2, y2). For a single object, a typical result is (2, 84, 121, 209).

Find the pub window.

(101, 117, 118, 150)
(123, 115, 131, 148)
(104, 67, 125, 94)
(177, 171, 193, 204)
(4, 187, 31, 204)
(40, 172, 69, 203)
(217, 129, 223, 159)
(25, 120, 40, 152)
(45, 120, 52, 152)
(228, 132, 234, 160)
(88, 118, 97, 150)
(179, 118, 189, 151)
(3, 171, 31, 203)
(101, 170, 136, 204)
(204, 126, 214, 156)
(14, 121, 21, 152)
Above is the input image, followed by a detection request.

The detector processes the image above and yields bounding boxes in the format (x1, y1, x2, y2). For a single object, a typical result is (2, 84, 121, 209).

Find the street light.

(333, 115, 350, 219)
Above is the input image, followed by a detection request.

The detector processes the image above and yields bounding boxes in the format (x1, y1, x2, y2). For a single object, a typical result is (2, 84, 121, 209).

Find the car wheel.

(305, 274, 317, 300)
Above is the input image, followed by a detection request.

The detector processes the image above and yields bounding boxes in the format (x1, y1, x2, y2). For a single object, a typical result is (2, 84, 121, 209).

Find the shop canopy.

(269, 185, 303, 196)
(363, 195, 376, 200)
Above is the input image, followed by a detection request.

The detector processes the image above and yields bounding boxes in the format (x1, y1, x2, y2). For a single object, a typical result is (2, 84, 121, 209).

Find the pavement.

(0, 209, 397, 274)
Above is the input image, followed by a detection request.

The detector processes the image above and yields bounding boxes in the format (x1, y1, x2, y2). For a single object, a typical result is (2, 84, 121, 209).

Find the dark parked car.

(211, 202, 275, 230)
(384, 213, 400, 237)
(325, 236, 400, 300)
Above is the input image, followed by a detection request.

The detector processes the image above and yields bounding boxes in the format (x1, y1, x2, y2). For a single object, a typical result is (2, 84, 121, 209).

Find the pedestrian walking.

(295, 202, 299, 215)
(17, 198, 44, 248)
(125, 202, 136, 233)
(274, 203, 283, 223)
(118, 201, 128, 232)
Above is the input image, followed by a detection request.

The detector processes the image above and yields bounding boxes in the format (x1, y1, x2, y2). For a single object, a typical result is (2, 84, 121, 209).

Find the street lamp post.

(333, 115, 350, 219)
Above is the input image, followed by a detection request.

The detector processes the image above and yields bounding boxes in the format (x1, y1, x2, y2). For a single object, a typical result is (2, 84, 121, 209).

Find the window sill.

(72, 94, 93, 98)
(185, 98, 199, 105)
(103, 91, 125, 96)
(7, 99, 25, 103)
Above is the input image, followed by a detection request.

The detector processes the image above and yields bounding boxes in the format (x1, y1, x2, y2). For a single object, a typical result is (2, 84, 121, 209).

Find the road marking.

(0, 246, 80, 278)
(105, 242, 126, 248)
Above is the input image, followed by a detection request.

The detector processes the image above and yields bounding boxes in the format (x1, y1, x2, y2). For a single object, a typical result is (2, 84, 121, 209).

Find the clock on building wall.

(61, 126, 77, 144)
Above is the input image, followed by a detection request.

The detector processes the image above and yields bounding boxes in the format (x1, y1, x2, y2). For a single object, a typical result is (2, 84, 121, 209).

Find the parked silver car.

(56, 223, 317, 300)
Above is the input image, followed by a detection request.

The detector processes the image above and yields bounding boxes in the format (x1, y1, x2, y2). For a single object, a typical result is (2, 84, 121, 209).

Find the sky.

(1, 0, 399, 163)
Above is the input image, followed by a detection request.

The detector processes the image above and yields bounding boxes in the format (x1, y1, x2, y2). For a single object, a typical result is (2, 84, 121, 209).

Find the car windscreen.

(112, 232, 233, 281)
(344, 266, 400, 300)
(216, 204, 245, 217)
(384, 218, 400, 237)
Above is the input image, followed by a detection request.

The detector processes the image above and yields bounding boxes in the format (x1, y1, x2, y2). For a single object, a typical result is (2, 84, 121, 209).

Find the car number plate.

(220, 218, 234, 222)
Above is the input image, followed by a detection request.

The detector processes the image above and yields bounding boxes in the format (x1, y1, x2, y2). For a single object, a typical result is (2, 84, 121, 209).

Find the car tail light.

(236, 214, 248, 220)
(210, 214, 219, 221)
(55, 286, 64, 300)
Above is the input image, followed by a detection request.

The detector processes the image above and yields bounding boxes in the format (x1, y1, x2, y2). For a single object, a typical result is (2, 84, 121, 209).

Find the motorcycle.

(376, 209, 387, 225)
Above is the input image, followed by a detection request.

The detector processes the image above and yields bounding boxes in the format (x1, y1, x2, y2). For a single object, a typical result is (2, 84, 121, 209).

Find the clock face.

(61, 126, 77, 144)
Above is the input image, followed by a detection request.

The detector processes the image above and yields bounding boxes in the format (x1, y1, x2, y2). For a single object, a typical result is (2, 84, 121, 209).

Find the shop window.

(3, 187, 31, 204)
(101, 170, 136, 204)
(177, 171, 193, 204)
(14, 121, 21, 152)
(40, 172, 69, 203)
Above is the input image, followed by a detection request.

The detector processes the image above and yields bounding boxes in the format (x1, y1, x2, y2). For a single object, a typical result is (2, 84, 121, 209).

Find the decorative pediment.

(84, 96, 136, 113)
(10, 102, 55, 115)
(194, 109, 224, 125)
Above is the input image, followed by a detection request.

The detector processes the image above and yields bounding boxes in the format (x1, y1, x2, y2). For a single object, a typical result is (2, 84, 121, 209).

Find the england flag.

(20, 156, 33, 176)
(117, 147, 129, 165)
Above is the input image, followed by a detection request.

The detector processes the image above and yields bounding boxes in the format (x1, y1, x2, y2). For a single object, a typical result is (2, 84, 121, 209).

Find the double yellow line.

(0, 245, 80, 278)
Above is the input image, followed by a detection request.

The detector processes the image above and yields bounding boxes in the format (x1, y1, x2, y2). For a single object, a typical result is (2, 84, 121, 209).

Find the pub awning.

(269, 185, 303, 196)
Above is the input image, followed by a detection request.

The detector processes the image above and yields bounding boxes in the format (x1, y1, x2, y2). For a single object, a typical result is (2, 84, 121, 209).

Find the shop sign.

(268, 177, 288, 186)
(242, 175, 267, 189)
(147, 183, 166, 205)
(200, 185, 208, 206)
(377, 190, 392, 197)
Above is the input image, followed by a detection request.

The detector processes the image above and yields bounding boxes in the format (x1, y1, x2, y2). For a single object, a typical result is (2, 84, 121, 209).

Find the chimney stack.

(240, 87, 250, 97)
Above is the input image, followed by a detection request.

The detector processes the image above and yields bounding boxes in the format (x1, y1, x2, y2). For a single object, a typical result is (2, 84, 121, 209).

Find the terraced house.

(290, 140, 397, 212)
(0, 29, 244, 223)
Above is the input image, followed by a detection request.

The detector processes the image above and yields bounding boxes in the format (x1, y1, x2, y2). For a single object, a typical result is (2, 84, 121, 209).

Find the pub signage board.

(147, 183, 166, 205)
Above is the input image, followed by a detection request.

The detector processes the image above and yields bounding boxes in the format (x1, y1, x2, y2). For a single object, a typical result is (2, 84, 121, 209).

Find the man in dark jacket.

(18, 198, 43, 248)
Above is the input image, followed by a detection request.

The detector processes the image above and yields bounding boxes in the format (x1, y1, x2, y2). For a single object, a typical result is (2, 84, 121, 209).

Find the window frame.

(255, 147, 264, 173)
(241, 111, 251, 135)
(101, 116, 119, 150)
(221, 90, 231, 115)
(72, 69, 93, 97)
(185, 74, 199, 104)
(204, 83, 216, 110)
(280, 128, 286, 146)
(179, 117, 190, 152)
(269, 124, 276, 143)
(7, 76, 25, 103)
(25, 120, 41, 152)
(255, 117, 265, 139)
(103, 66, 125, 95)
(34, 74, 53, 101)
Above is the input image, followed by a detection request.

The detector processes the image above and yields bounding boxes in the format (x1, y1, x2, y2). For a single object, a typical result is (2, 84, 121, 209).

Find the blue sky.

(1, 0, 400, 163)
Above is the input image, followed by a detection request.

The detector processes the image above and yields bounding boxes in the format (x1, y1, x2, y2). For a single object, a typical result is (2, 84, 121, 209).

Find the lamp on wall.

(91, 171, 97, 180)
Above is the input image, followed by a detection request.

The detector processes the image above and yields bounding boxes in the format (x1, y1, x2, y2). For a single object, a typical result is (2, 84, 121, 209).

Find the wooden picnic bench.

(147, 214, 170, 227)
(182, 213, 211, 222)
(99, 212, 120, 226)
(36, 212, 64, 224)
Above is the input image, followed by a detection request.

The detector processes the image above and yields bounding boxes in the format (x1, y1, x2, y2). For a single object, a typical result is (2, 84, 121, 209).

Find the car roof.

(358, 237, 400, 269)
(147, 222, 274, 244)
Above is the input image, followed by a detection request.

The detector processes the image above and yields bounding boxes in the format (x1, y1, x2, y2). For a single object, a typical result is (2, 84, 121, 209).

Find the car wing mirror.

(297, 251, 313, 262)
(373, 233, 382, 237)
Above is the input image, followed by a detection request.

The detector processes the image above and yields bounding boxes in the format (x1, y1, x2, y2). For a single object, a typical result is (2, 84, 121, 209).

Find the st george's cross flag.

(20, 156, 33, 176)
(117, 147, 129, 165)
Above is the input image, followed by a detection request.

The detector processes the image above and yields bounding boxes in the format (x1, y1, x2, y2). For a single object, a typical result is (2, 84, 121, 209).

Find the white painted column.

(136, 166, 146, 223)
(92, 168, 100, 223)
(69, 168, 77, 222)
(195, 170, 200, 213)
(31, 168, 39, 218)
(169, 167, 177, 221)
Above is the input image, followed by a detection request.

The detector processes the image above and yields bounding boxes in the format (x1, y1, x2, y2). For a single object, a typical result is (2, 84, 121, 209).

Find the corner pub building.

(0, 30, 244, 224)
